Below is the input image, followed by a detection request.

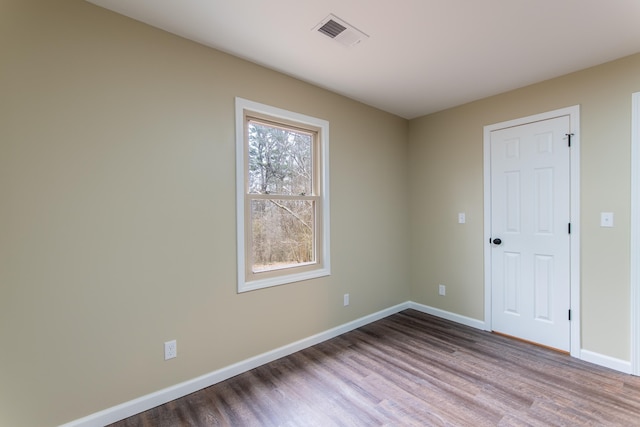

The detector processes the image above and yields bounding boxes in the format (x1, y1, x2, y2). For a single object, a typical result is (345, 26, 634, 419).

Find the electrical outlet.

(438, 284, 446, 296)
(343, 293, 350, 306)
(458, 212, 466, 224)
(164, 340, 177, 360)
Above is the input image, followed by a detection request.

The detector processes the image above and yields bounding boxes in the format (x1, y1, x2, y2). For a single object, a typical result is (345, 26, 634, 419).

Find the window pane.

(251, 199, 315, 272)
(248, 122, 312, 196)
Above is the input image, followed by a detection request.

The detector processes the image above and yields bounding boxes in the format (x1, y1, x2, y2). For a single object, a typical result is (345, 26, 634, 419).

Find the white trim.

(409, 302, 486, 330)
(235, 97, 331, 293)
(580, 349, 632, 375)
(62, 298, 637, 427)
(631, 92, 640, 376)
(483, 123, 493, 332)
(483, 105, 581, 358)
(60, 302, 410, 427)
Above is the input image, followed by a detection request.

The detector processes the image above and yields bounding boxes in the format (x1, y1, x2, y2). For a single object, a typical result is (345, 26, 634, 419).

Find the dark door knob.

(493, 238, 502, 245)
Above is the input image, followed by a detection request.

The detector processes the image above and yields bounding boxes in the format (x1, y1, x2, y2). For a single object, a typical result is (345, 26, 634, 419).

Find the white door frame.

(483, 105, 581, 358)
(631, 92, 640, 376)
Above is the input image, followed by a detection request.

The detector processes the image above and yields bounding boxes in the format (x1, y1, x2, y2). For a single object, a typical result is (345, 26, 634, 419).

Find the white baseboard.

(60, 301, 411, 427)
(408, 303, 637, 376)
(60, 301, 634, 427)
(408, 301, 487, 330)
(580, 349, 632, 374)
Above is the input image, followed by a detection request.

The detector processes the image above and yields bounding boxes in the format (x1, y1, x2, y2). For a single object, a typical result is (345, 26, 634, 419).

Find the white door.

(490, 115, 571, 351)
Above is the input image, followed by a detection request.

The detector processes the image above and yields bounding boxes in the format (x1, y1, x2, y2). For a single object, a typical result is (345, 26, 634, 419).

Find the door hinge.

(568, 309, 572, 321)
(568, 223, 571, 234)
(566, 133, 574, 147)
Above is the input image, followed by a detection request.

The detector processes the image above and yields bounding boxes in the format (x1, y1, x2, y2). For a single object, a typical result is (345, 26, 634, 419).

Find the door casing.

(631, 92, 640, 376)
(483, 105, 581, 358)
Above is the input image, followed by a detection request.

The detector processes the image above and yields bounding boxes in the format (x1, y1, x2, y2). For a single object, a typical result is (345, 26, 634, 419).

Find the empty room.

(3, 1, 640, 426)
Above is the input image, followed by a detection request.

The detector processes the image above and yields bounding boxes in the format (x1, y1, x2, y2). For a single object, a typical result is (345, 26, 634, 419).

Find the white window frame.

(235, 97, 330, 293)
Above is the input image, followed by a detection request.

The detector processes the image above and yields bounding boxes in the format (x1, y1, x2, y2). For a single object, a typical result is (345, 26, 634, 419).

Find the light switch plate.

(458, 212, 466, 224)
(601, 212, 614, 227)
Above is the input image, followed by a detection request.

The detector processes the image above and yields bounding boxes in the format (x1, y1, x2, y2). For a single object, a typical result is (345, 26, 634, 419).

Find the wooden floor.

(110, 310, 640, 426)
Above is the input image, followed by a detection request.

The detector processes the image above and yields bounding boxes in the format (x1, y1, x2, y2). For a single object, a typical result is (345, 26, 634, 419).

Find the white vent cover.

(313, 14, 369, 47)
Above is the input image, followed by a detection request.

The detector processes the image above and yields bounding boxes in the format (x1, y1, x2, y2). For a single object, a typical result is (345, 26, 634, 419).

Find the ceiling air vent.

(318, 19, 347, 38)
(313, 14, 369, 47)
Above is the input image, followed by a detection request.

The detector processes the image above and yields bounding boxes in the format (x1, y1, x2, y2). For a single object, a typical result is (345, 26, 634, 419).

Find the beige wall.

(409, 54, 640, 361)
(3, 1, 640, 426)
(0, 2, 409, 426)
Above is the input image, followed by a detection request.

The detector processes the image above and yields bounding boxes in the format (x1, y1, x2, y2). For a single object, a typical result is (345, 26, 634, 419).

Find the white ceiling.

(88, 0, 640, 119)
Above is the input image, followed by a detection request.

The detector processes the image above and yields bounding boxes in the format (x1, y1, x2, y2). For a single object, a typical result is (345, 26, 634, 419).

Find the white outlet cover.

(458, 212, 466, 224)
(343, 293, 350, 306)
(164, 340, 177, 360)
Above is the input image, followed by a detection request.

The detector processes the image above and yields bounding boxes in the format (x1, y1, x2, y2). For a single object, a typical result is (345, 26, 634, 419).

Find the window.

(235, 98, 330, 292)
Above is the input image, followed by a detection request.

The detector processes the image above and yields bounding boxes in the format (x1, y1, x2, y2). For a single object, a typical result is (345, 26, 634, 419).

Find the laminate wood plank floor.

(110, 310, 640, 426)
